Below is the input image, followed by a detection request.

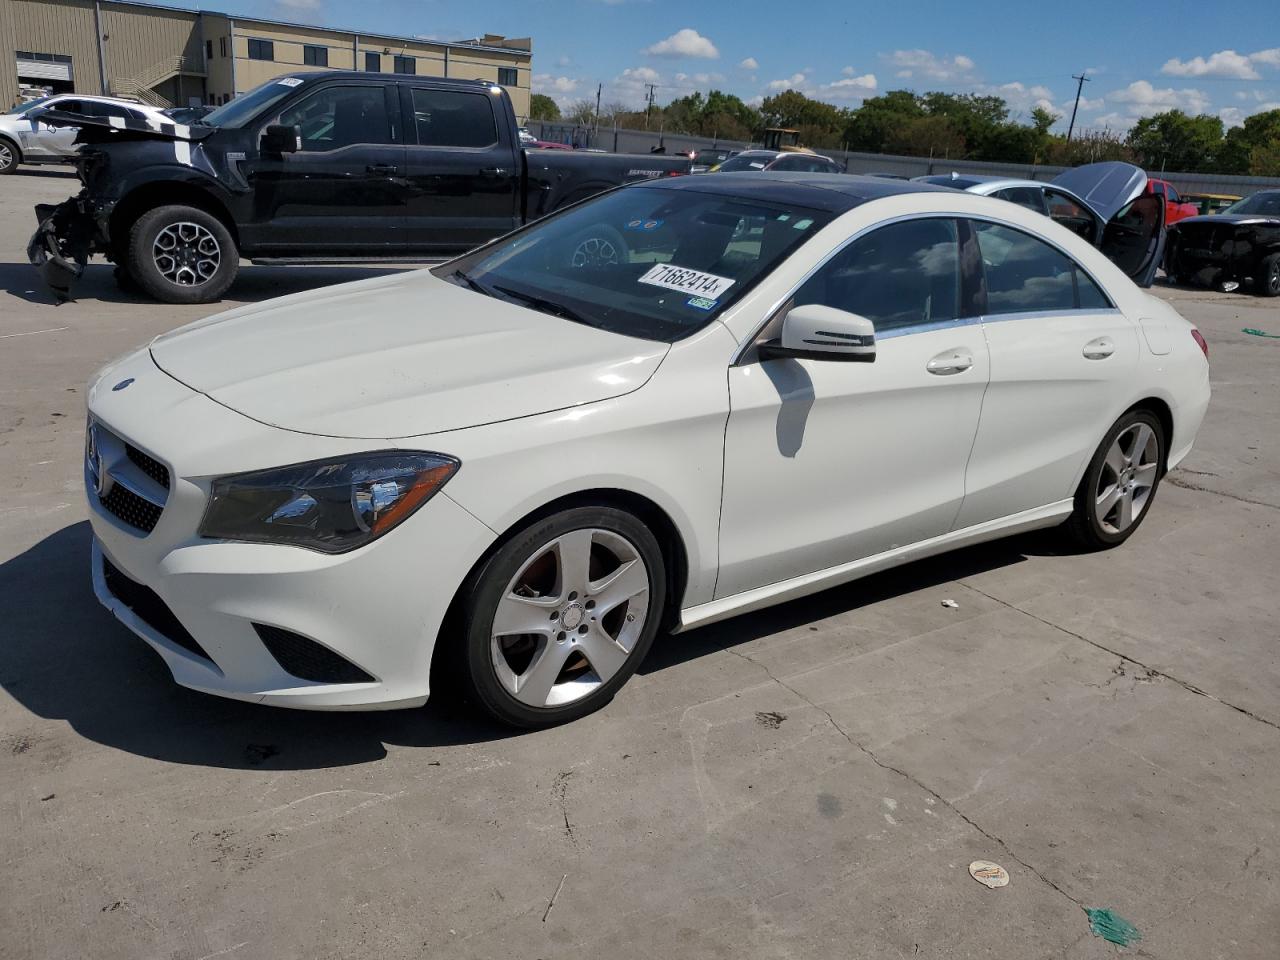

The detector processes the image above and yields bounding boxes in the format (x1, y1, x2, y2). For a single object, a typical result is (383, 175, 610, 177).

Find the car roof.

(280, 71, 502, 91)
(639, 171, 959, 213)
(963, 177, 1047, 193)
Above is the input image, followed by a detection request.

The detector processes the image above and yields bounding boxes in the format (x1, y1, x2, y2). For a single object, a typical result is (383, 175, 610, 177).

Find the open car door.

(1051, 161, 1165, 287)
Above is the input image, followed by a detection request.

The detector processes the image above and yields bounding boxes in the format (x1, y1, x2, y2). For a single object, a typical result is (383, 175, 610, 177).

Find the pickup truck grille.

(87, 421, 171, 535)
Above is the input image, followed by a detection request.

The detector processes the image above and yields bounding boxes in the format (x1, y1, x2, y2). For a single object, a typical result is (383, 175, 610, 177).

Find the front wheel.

(126, 204, 238, 304)
(0, 137, 20, 175)
(459, 506, 665, 727)
(1257, 253, 1280, 298)
(1065, 410, 1165, 550)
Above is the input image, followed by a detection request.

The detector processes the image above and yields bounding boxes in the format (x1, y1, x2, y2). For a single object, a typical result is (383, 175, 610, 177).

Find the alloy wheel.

(1094, 422, 1160, 534)
(490, 528, 650, 708)
(0, 143, 13, 171)
(153, 221, 221, 286)
(570, 236, 620, 268)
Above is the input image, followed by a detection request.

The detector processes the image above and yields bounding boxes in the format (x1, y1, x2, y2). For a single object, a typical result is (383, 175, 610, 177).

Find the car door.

(1051, 161, 1165, 286)
(953, 218, 1141, 529)
(716, 217, 991, 599)
(241, 81, 407, 251)
(27, 98, 84, 157)
(399, 85, 520, 253)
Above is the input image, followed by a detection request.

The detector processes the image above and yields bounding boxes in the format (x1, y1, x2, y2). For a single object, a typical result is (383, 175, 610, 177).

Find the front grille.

(102, 556, 214, 664)
(87, 421, 171, 535)
(126, 444, 171, 489)
(254, 624, 375, 684)
(99, 484, 163, 532)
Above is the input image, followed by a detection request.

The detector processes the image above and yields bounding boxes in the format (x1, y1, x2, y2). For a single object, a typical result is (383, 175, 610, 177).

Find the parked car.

(162, 105, 216, 125)
(1182, 192, 1241, 216)
(1165, 190, 1280, 296)
(711, 149, 843, 174)
(83, 172, 1206, 726)
(1147, 178, 1198, 226)
(915, 164, 1167, 287)
(689, 147, 738, 173)
(0, 94, 169, 174)
(516, 126, 536, 146)
(531, 139, 572, 150)
(27, 72, 690, 303)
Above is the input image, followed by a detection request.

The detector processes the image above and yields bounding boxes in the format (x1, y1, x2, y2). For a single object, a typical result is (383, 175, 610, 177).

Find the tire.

(1065, 410, 1165, 550)
(458, 505, 666, 727)
(0, 137, 20, 175)
(560, 224, 628, 271)
(1257, 252, 1280, 298)
(126, 204, 238, 304)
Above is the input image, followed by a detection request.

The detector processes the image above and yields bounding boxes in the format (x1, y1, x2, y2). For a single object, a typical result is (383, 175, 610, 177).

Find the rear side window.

(410, 89, 497, 148)
(973, 221, 1111, 315)
(993, 186, 1047, 215)
(1043, 188, 1097, 243)
(795, 218, 962, 332)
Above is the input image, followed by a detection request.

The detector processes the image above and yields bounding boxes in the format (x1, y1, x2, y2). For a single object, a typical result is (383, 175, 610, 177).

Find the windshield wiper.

(492, 285, 591, 325)
(450, 269, 494, 297)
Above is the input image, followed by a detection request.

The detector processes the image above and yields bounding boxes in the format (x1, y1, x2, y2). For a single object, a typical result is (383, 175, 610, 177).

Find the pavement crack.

(959, 583, 1280, 734)
(721, 646, 1085, 910)
(1164, 474, 1280, 511)
(552, 771, 577, 846)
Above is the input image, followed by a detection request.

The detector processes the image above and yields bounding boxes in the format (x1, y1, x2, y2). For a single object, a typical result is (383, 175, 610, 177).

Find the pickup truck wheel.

(564, 224, 627, 269)
(1258, 253, 1280, 298)
(0, 137, 20, 175)
(127, 205, 238, 304)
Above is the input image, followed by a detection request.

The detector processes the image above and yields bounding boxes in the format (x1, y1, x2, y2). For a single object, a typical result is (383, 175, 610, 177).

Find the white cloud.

(276, 0, 321, 9)
(738, 57, 759, 71)
(819, 74, 877, 100)
(1109, 79, 1211, 114)
(644, 28, 719, 60)
(885, 49, 977, 82)
(766, 72, 808, 92)
(533, 74, 579, 95)
(1248, 48, 1280, 68)
(1162, 49, 1259, 80)
(556, 55, 571, 68)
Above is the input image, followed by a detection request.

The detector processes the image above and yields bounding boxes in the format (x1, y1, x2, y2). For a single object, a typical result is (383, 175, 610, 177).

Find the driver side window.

(276, 86, 391, 151)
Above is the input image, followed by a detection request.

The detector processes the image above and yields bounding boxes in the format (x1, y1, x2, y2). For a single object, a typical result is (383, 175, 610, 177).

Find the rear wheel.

(1065, 410, 1165, 550)
(1258, 253, 1280, 298)
(126, 204, 238, 304)
(0, 137, 19, 175)
(458, 506, 665, 727)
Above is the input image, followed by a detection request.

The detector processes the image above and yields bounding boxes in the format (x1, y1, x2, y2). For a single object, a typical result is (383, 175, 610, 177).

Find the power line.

(1066, 71, 1091, 142)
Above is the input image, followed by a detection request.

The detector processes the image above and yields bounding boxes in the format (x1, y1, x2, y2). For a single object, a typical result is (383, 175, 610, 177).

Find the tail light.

(667, 169, 684, 177)
(1191, 329, 1208, 359)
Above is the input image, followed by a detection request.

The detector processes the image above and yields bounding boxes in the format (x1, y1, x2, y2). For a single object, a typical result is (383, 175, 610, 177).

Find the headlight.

(199, 451, 459, 554)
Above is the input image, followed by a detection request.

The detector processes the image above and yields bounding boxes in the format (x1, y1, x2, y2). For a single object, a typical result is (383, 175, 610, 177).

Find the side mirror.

(262, 123, 300, 154)
(758, 304, 876, 363)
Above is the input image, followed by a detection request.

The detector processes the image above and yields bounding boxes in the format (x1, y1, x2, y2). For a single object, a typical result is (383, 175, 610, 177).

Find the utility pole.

(644, 82, 658, 130)
(594, 82, 602, 139)
(1066, 71, 1090, 143)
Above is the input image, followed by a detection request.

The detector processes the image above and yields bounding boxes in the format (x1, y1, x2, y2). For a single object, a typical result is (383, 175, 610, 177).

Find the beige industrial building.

(0, 0, 533, 118)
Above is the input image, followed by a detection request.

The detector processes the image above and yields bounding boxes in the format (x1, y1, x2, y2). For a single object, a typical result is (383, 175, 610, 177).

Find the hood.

(1051, 161, 1147, 223)
(149, 271, 669, 440)
(1173, 213, 1280, 229)
(33, 108, 215, 144)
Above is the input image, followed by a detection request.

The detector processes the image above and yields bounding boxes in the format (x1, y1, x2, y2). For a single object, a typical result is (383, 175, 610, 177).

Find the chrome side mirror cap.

(758, 304, 876, 363)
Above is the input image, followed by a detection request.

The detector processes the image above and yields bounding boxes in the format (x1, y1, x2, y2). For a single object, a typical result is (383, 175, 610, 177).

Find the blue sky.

(165, 0, 1280, 130)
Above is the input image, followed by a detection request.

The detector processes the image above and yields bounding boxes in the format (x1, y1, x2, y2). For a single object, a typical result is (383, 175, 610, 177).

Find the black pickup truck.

(28, 72, 689, 303)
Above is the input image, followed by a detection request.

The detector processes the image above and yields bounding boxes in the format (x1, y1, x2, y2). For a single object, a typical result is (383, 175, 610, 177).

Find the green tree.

(758, 89, 847, 147)
(1126, 110, 1225, 173)
(565, 98, 597, 125)
(1030, 106, 1059, 136)
(528, 94, 560, 121)
(1221, 108, 1280, 174)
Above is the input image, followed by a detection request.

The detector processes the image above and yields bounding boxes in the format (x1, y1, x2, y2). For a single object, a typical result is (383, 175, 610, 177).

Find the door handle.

(926, 348, 974, 376)
(366, 163, 398, 174)
(1083, 336, 1115, 360)
(479, 166, 508, 178)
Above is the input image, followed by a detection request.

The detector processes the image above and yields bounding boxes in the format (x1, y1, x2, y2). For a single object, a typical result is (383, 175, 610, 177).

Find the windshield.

(200, 77, 299, 128)
(437, 185, 833, 342)
(6, 95, 52, 116)
(1222, 192, 1280, 216)
(717, 153, 774, 172)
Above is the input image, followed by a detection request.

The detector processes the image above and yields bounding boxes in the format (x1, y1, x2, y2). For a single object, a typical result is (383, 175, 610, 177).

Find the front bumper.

(27, 196, 114, 302)
(85, 349, 497, 710)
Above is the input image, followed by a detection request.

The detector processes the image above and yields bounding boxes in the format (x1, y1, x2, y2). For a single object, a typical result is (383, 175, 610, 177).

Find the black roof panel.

(637, 171, 959, 213)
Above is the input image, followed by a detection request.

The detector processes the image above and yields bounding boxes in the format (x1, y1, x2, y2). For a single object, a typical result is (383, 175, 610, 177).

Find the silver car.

(0, 94, 173, 174)
(915, 163, 1167, 287)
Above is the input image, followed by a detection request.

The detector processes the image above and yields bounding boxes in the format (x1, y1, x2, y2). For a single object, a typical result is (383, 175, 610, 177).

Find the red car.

(1148, 178, 1198, 226)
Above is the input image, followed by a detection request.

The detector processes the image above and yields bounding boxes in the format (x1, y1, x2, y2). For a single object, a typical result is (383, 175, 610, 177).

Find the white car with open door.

(914, 162, 1167, 287)
(83, 172, 1208, 726)
(0, 94, 174, 173)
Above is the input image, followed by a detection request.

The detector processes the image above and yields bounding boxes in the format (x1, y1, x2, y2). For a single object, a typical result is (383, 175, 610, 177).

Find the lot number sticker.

(639, 264, 735, 299)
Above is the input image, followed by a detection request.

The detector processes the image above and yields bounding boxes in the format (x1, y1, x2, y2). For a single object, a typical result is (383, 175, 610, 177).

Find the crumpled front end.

(27, 194, 113, 303)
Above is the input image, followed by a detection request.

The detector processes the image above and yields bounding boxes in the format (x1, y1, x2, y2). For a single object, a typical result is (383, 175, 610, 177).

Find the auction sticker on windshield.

(639, 264, 735, 299)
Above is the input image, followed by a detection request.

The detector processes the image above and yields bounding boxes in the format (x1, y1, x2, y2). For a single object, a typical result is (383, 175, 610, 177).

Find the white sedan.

(0, 94, 176, 173)
(84, 172, 1210, 726)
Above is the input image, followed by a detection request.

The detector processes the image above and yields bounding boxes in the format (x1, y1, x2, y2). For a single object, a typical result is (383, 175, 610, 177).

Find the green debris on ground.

(1085, 907, 1143, 947)
(1242, 328, 1280, 338)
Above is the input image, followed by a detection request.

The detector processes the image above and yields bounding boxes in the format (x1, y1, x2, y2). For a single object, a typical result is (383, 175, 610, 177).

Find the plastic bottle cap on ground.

(968, 860, 1009, 888)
